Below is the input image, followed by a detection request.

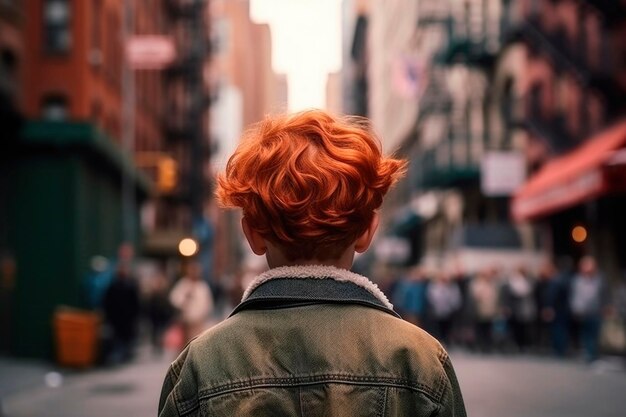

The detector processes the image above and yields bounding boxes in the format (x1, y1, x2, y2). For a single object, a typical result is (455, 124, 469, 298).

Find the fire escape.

(501, 0, 626, 155)
(415, 0, 489, 189)
(163, 0, 212, 225)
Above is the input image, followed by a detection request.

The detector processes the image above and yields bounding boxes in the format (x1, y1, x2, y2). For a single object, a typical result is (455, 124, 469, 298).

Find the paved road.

(2, 350, 625, 417)
(451, 352, 626, 417)
(1, 347, 173, 417)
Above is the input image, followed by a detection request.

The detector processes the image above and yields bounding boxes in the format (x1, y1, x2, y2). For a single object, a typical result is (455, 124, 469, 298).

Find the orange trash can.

(53, 307, 101, 368)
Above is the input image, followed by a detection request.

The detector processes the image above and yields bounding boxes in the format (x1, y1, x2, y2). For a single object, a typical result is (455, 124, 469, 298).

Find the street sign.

(481, 151, 526, 196)
(126, 35, 176, 70)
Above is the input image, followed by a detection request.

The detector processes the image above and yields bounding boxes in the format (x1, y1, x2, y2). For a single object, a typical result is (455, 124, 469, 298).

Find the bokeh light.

(178, 238, 198, 257)
(572, 226, 588, 243)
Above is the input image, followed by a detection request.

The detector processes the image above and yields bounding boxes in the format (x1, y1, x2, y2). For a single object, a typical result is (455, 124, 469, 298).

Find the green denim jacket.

(158, 266, 466, 417)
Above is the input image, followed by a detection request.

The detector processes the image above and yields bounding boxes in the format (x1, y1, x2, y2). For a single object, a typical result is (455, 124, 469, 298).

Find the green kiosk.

(1, 121, 151, 360)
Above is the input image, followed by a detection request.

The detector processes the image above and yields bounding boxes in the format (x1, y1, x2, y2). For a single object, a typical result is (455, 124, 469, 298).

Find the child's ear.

(242, 217, 267, 256)
(354, 213, 379, 253)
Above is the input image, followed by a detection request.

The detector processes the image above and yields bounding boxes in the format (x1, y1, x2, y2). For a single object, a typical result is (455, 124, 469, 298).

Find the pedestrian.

(501, 266, 537, 352)
(158, 110, 466, 416)
(392, 266, 429, 327)
(102, 261, 141, 364)
(570, 256, 608, 362)
(608, 272, 626, 355)
(83, 255, 110, 310)
(541, 256, 574, 357)
(470, 268, 500, 353)
(450, 264, 473, 347)
(85, 242, 135, 310)
(427, 271, 462, 346)
(145, 270, 174, 355)
(534, 261, 557, 352)
(169, 260, 213, 345)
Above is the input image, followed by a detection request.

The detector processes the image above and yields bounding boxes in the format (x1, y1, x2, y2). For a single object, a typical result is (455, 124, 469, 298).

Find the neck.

(265, 244, 355, 270)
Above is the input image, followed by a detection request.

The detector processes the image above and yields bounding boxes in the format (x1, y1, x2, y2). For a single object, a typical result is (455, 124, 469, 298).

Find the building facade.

(362, 0, 543, 270)
(325, 71, 342, 115)
(372, 0, 626, 277)
(2, 0, 216, 359)
(504, 0, 626, 282)
(146, 0, 214, 260)
(209, 0, 286, 284)
(0, 0, 25, 356)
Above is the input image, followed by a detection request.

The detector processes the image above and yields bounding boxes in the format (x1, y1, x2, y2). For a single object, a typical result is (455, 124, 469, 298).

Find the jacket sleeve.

(436, 355, 467, 417)
(158, 364, 180, 417)
(158, 347, 192, 417)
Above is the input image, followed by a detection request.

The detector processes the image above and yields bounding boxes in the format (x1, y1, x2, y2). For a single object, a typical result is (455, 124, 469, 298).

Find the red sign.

(511, 121, 626, 222)
(126, 36, 176, 70)
(511, 169, 606, 221)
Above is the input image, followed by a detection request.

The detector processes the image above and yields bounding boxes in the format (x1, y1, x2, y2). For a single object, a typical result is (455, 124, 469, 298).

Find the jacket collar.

(231, 265, 398, 318)
(243, 265, 393, 308)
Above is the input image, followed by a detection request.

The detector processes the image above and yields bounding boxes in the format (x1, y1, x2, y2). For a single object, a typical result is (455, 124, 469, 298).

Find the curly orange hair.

(215, 110, 406, 261)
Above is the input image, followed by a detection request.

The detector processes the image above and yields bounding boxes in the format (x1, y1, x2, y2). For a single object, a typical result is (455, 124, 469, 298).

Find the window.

(1, 0, 19, 10)
(41, 94, 68, 120)
(528, 83, 542, 119)
(0, 48, 18, 78)
(44, 0, 72, 53)
(90, 100, 102, 128)
(212, 18, 230, 54)
(91, 0, 101, 49)
(89, 0, 103, 67)
(587, 91, 605, 134)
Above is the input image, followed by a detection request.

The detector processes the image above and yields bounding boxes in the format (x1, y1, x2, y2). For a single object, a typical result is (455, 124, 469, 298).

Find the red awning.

(512, 120, 626, 221)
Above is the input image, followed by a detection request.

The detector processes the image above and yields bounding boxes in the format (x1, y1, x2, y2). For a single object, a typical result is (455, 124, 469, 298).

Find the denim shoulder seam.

(170, 361, 182, 379)
(434, 349, 450, 401)
(196, 374, 442, 404)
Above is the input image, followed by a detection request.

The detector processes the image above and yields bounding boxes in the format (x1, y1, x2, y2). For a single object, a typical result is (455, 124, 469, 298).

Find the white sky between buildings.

(250, 0, 342, 112)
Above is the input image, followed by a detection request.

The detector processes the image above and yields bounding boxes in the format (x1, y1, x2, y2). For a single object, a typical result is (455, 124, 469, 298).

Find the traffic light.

(158, 157, 178, 193)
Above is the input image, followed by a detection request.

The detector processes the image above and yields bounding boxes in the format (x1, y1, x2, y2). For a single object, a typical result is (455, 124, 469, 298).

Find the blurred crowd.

(82, 243, 626, 366)
(83, 244, 220, 365)
(383, 256, 626, 363)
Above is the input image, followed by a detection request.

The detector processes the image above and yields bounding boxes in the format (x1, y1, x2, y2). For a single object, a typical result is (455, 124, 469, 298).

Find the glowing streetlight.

(571, 226, 587, 243)
(178, 238, 198, 257)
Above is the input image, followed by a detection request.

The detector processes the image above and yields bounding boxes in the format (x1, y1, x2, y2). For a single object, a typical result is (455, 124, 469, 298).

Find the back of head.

(216, 110, 406, 261)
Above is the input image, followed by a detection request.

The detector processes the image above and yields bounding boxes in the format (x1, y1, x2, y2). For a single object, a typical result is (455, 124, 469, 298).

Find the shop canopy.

(512, 120, 626, 222)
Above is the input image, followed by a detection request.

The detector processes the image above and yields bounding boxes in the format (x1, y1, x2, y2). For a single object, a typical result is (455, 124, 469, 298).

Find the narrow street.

(1, 346, 173, 417)
(2, 349, 625, 417)
(452, 352, 626, 417)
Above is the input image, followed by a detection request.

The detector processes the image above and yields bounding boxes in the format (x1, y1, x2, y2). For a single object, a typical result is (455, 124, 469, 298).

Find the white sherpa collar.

(241, 265, 393, 310)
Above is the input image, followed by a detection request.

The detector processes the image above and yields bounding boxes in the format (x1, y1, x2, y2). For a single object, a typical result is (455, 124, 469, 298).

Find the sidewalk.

(0, 357, 55, 399)
(1, 345, 174, 417)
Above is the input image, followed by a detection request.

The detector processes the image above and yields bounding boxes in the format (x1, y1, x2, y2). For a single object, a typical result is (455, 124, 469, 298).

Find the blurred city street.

(1, 345, 174, 417)
(2, 349, 625, 417)
(2, 0, 626, 415)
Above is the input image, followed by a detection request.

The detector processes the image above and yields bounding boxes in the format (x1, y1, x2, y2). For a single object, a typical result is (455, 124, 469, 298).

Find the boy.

(158, 110, 466, 416)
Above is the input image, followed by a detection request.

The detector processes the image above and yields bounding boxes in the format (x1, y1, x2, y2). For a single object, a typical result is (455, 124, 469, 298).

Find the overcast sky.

(250, 0, 342, 111)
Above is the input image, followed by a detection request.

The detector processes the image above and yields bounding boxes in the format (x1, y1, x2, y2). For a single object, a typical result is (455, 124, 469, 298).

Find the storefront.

(512, 121, 626, 281)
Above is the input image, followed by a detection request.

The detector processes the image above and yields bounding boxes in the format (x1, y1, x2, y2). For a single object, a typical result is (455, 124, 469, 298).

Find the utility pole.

(121, 0, 136, 244)
(189, 0, 206, 224)
(189, 0, 214, 283)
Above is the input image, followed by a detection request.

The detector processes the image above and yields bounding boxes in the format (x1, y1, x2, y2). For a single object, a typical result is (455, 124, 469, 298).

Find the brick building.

(501, 0, 626, 281)
(209, 0, 287, 282)
(22, 0, 166, 152)
(359, 0, 527, 270)
(1, 0, 214, 359)
(0, 0, 24, 356)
